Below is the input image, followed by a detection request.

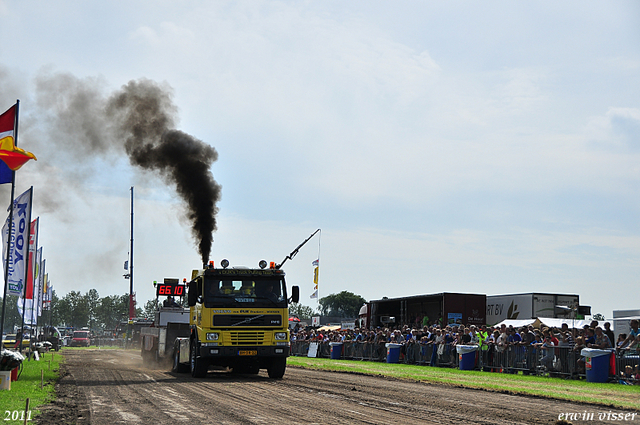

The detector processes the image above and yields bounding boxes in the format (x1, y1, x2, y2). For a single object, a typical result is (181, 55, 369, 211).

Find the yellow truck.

(171, 259, 300, 379)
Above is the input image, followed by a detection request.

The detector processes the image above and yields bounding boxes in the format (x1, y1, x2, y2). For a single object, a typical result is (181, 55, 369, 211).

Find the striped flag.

(0, 103, 36, 177)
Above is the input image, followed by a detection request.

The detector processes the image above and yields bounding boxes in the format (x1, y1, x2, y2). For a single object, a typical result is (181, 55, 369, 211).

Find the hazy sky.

(1, 1, 638, 319)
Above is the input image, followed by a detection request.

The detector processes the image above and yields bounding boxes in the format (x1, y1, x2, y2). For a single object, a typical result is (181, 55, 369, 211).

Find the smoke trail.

(106, 79, 221, 265)
(33, 73, 221, 264)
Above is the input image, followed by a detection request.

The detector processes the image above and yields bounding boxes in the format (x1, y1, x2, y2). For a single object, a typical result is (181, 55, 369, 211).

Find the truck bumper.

(199, 344, 289, 358)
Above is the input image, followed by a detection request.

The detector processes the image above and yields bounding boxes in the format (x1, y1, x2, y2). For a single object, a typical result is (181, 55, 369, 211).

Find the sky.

(0, 1, 639, 320)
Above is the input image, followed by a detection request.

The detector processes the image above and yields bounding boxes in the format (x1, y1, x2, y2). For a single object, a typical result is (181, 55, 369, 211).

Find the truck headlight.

(274, 332, 287, 340)
(206, 333, 219, 341)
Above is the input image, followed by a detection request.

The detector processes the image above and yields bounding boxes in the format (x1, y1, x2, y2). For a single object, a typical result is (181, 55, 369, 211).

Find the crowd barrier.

(291, 340, 639, 383)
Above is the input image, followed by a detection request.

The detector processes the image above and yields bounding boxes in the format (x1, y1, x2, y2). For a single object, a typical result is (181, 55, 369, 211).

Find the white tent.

(491, 318, 540, 329)
(492, 317, 593, 330)
(537, 317, 591, 330)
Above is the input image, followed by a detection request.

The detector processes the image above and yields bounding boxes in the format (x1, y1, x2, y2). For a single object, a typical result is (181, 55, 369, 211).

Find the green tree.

(318, 291, 366, 318)
(142, 298, 159, 319)
(85, 288, 100, 331)
(95, 294, 129, 331)
(0, 295, 22, 333)
(50, 290, 63, 327)
(55, 292, 72, 327)
(288, 302, 317, 319)
(63, 291, 90, 328)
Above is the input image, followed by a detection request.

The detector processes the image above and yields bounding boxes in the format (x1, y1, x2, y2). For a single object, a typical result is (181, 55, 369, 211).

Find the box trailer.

(368, 293, 486, 328)
(486, 293, 579, 326)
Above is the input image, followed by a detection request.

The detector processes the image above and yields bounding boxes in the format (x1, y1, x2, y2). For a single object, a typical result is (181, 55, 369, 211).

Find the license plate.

(238, 350, 257, 356)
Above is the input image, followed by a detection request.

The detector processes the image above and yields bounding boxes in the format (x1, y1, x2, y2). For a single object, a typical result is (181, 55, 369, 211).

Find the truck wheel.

(172, 345, 189, 373)
(267, 358, 286, 379)
(190, 339, 208, 378)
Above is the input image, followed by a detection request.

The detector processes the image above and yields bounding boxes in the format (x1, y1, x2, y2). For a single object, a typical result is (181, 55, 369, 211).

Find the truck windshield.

(73, 331, 89, 339)
(203, 276, 287, 307)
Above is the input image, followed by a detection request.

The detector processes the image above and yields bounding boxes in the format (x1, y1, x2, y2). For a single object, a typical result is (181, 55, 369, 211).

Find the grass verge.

(1, 350, 62, 424)
(287, 357, 640, 410)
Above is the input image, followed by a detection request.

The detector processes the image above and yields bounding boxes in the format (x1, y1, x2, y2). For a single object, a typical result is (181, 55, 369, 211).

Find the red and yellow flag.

(0, 104, 36, 171)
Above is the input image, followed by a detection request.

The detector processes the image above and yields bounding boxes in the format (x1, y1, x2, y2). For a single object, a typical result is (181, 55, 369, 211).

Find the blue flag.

(0, 160, 12, 184)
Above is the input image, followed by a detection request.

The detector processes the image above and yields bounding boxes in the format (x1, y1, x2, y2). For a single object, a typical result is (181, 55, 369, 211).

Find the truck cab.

(184, 260, 299, 379)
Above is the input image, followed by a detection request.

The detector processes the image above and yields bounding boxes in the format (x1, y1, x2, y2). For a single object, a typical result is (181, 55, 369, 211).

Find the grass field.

(287, 357, 640, 410)
(1, 350, 61, 424)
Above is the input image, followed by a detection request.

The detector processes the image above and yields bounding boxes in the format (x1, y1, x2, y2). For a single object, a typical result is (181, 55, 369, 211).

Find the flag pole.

(32, 222, 40, 342)
(0, 100, 19, 340)
(0, 175, 15, 338)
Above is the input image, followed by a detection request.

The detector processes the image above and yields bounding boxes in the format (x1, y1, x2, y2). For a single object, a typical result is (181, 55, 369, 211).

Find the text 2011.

(4, 410, 31, 421)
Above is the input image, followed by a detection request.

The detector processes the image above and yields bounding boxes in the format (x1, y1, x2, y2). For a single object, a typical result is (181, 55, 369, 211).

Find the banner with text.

(2, 187, 32, 296)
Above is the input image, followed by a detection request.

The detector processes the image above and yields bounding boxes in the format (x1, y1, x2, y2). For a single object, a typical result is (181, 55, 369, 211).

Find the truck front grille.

(213, 315, 282, 327)
(228, 332, 266, 345)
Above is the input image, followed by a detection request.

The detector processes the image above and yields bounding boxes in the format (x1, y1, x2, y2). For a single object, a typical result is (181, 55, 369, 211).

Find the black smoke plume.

(32, 74, 221, 265)
(106, 80, 221, 265)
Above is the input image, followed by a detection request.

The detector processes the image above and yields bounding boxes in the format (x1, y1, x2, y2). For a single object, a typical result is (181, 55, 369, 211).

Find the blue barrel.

(457, 345, 477, 370)
(385, 343, 402, 363)
(329, 342, 343, 360)
(583, 349, 612, 383)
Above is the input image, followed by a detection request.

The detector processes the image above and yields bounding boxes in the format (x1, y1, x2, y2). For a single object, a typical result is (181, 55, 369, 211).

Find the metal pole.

(126, 187, 134, 346)
(0, 175, 16, 337)
(129, 186, 134, 319)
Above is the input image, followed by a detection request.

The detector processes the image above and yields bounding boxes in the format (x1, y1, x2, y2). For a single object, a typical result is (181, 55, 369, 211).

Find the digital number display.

(156, 284, 185, 297)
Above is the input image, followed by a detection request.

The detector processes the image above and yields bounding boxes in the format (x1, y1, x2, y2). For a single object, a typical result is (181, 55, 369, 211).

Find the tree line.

(1, 289, 366, 333)
(290, 290, 366, 319)
(0, 289, 144, 334)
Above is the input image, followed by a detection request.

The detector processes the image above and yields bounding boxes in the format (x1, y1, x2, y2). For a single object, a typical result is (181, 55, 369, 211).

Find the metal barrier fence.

(291, 340, 639, 383)
(616, 353, 640, 385)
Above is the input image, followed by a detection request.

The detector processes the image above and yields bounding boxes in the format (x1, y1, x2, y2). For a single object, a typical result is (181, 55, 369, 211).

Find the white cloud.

(0, 1, 638, 318)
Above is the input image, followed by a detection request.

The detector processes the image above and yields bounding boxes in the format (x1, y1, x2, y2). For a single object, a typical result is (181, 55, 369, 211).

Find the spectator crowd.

(290, 318, 640, 384)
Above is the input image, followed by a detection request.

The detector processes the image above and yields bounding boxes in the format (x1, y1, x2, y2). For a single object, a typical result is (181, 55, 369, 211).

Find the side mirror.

(291, 286, 300, 304)
(188, 281, 199, 307)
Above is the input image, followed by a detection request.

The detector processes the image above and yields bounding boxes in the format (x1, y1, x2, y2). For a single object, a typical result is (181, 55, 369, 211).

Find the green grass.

(1, 350, 61, 424)
(287, 357, 640, 410)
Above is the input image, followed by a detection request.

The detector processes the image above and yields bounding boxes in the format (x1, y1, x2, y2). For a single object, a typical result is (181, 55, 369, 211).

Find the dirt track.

(36, 349, 633, 424)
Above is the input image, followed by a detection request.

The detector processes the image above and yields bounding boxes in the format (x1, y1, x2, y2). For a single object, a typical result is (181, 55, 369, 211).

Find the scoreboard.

(156, 278, 185, 297)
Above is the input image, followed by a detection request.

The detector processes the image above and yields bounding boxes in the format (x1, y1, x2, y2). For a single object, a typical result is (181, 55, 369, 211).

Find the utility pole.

(125, 187, 134, 347)
(129, 186, 134, 321)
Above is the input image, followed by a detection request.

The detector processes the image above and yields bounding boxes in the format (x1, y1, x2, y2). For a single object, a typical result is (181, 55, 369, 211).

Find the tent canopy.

(492, 319, 540, 329)
(317, 325, 341, 332)
(493, 317, 593, 330)
(538, 317, 591, 330)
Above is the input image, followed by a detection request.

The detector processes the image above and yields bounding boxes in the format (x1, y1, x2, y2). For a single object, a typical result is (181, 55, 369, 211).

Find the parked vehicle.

(2, 333, 30, 350)
(69, 330, 91, 347)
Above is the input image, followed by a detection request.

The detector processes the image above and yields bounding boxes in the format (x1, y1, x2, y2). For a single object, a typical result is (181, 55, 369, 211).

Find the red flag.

(26, 219, 38, 299)
(0, 104, 36, 170)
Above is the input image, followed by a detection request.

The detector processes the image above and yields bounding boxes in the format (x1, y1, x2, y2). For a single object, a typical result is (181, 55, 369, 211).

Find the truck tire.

(267, 358, 286, 379)
(172, 344, 189, 373)
(190, 339, 208, 378)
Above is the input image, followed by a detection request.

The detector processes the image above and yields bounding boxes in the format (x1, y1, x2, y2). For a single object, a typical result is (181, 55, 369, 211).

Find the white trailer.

(140, 306, 190, 370)
(486, 293, 579, 326)
(613, 309, 640, 341)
